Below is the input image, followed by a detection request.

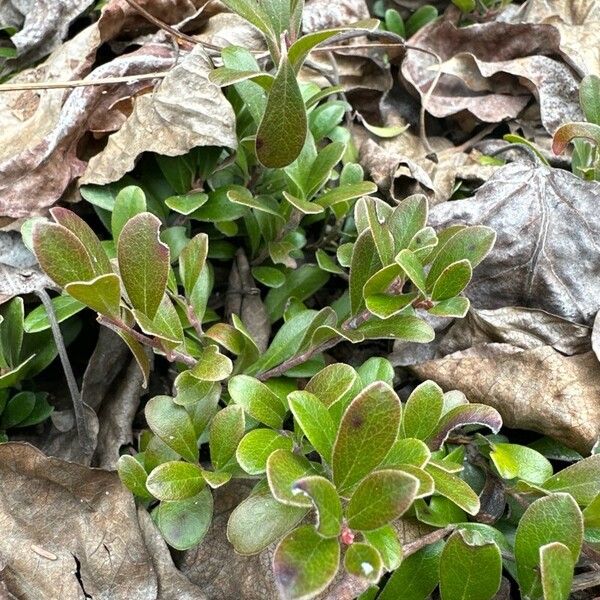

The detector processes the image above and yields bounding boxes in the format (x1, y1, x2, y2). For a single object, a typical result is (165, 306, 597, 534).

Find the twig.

(34, 290, 93, 456)
(98, 315, 197, 368)
(571, 570, 600, 592)
(403, 526, 456, 557)
(0, 72, 171, 92)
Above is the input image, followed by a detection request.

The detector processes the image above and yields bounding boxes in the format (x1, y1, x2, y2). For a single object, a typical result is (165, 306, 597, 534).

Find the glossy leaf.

(146, 461, 205, 501)
(229, 374, 286, 428)
(344, 543, 383, 583)
(402, 381, 444, 441)
(65, 273, 121, 319)
(346, 469, 419, 530)
(118, 212, 169, 319)
(542, 454, 600, 505)
(209, 404, 245, 471)
(191, 345, 233, 382)
(23, 295, 85, 333)
(362, 525, 403, 571)
(430, 259, 472, 300)
(332, 382, 401, 494)
(426, 463, 480, 516)
(117, 454, 153, 501)
(490, 443, 553, 485)
(267, 449, 315, 507)
(112, 185, 146, 240)
(273, 525, 340, 600)
(179, 233, 208, 296)
(540, 542, 574, 600)
(236, 429, 294, 475)
(291, 475, 342, 538)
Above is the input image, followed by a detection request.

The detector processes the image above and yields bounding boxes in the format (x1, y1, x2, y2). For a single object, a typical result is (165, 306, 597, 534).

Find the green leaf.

(378, 541, 443, 600)
(381, 438, 431, 469)
(402, 381, 444, 441)
(332, 382, 402, 494)
(289, 391, 336, 462)
(115, 329, 151, 388)
(154, 488, 213, 550)
(267, 449, 316, 507)
(427, 404, 503, 450)
(146, 461, 205, 501)
(309, 103, 346, 144)
(252, 266, 286, 288)
(265, 265, 330, 323)
(350, 230, 383, 315)
(0, 391, 35, 428)
(515, 493, 583, 600)
(347, 469, 419, 530)
(305, 363, 358, 407)
(209, 67, 274, 90)
(33, 222, 96, 287)
(179, 233, 208, 296)
(428, 296, 470, 318)
(316, 181, 377, 209)
(396, 249, 427, 293)
(65, 273, 121, 319)
(356, 314, 435, 343)
(426, 226, 495, 289)
(439, 530, 501, 600)
(191, 345, 233, 382)
(273, 525, 340, 600)
(0, 298, 24, 368)
(540, 542, 574, 600)
(291, 475, 342, 538)
(219, 0, 276, 44)
(490, 443, 553, 485)
(50, 207, 111, 276)
(385, 8, 405, 37)
(112, 185, 146, 240)
(388, 195, 428, 254)
(15, 392, 53, 427)
(580, 74, 600, 126)
(23, 296, 85, 333)
(144, 395, 198, 463)
(256, 52, 307, 168)
(229, 375, 287, 428)
(209, 405, 245, 471)
(430, 259, 472, 300)
(362, 525, 403, 571)
(306, 142, 346, 197)
(117, 454, 153, 501)
(405, 5, 438, 37)
(165, 191, 208, 215)
(118, 212, 169, 319)
(227, 482, 308, 555)
(426, 463, 480, 515)
(191, 185, 248, 222)
(201, 469, 231, 488)
(542, 454, 600, 505)
(236, 429, 293, 475)
(344, 543, 383, 583)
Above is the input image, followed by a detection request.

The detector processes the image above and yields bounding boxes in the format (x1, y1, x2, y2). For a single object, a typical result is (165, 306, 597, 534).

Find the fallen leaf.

(510, 0, 600, 76)
(82, 45, 237, 185)
(302, 0, 370, 31)
(413, 344, 600, 454)
(428, 162, 600, 325)
(0, 442, 204, 599)
(0, 0, 95, 77)
(401, 19, 568, 127)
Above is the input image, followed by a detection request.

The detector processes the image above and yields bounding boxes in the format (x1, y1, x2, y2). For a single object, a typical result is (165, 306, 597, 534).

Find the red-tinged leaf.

(115, 329, 150, 389)
(552, 122, 600, 155)
(65, 273, 121, 319)
(427, 404, 503, 450)
(50, 207, 111, 275)
(33, 222, 96, 287)
(117, 212, 170, 319)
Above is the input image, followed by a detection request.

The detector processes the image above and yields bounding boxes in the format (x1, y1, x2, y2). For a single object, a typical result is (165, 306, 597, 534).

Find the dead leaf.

(302, 0, 370, 31)
(0, 0, 95, 77)
(82, 45, 237, 185)
(413, 343, 600, 454)
(436, 52, 582, 134)
(0, 442, 204, 599)
(437, 307, 592, 357)
(0, 29, 174, 218)
(401, 19, 566, 126)
(428, 161, 600, 325)
(511, 0, 600, 76)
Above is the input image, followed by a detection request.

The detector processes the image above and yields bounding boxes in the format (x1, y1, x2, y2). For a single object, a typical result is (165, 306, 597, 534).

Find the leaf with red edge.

(552, 122, 600, 155)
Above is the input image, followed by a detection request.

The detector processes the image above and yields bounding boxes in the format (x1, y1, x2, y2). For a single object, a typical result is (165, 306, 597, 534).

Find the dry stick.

(34, 289, 94, 456)
(403, 525, 456, 557)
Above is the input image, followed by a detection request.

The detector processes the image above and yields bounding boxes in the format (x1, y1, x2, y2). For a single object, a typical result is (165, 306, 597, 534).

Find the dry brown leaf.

(0, 30, 174, 219)
(0, 442, 204, 599)
(413, 344, 600, 454)
(302, 0, 370, 31)
(402, 19, 565, 125)
(0, 0, 95, 77)
(429, 161, 600, 325)
(81, 45, 237, 185)
(511, 0, 600, 76)
(436, 52, 582, 134)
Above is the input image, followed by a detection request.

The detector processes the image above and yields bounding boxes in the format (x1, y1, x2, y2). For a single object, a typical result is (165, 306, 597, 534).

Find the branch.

(403, 526, 456, 557)
(35, 290, 94, 457)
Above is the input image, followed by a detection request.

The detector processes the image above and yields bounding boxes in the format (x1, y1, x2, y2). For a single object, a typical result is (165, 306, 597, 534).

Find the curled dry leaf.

(82, 45, 237, 185)
(429, 162, 600, 325)
(0, 0, 95, 76)
(302, 0, 369, 32)
(510, 0, 600, 76)
(402, 19, 569, 128)
(0, 442, 204, 599)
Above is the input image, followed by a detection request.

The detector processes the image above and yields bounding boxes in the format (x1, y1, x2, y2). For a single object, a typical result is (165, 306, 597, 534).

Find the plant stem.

(403, 525, 456, 557)
(97, 316, 197, 368)
(35, 290, 94, 457)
